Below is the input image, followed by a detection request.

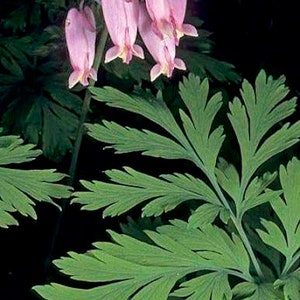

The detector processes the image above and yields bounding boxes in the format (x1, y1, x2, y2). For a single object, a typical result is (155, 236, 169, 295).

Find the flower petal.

(65, 6, 96, 88)
(102, 0, 143, 63)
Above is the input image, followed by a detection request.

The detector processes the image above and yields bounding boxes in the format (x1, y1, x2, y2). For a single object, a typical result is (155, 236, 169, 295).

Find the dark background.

(1, 0, 300, 299)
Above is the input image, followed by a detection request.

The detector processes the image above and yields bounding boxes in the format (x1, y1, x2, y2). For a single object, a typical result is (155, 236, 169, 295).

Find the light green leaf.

(188, 203, 226, 228)
(171, 271, 232, 300)
(120, 216, 164, 243)
(34, 223, 250, 299)
(216, 158, 240, 200)
(238, 171, 280, 217)
(0, 135, 72, 228)
(157, 220, 251, 279)
(179, 75, 225, 171)
(228, 70, 299, 190)
(244, 224, 281, 278)
(243, 172, 277, 205)
(275, 270, 300, 300)
(233, 282, 283, 300)
(86, 122, 189, 160)
(89, 74, 226, 175)
(89, 86, 187, 145)
(73, 167, 220, 217)
(257, 158, 300, 274)
(0, 135, 41, 164)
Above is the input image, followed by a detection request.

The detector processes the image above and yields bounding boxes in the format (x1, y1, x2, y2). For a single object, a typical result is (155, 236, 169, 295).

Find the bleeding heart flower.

(145, 0, 198, 45)
(102, 0, 144, 64)
(65, 5, 97, 89)
(139, 4, 186, 81)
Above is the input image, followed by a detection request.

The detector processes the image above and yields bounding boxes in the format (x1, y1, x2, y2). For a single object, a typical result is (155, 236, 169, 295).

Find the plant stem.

(282, 253, 300, 276)
(209, 175, 265, 281)
(45, 27, 108, 276)
(232, 216, 265, 280)
(188, 149, 264, 281)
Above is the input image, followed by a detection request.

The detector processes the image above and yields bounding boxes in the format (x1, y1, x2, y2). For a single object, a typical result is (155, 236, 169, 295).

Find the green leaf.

(89, 86, 187, 144)
(179, 75, 225, 172)
(188, 203, 228, 228)
(0, 135, 72, 228)
(216, 158, 240, 200)
(120, 216, 164, 243)
(34, 222, 250, 299)
(233, 282, 283, 300)
(275, 270, 300, 300)
(0, 135, 41, 164)
(89, 74, 225, 174)
(257, 158, 300, 274)
(157, 220, 251, 279)
(242, 172, 278, 211)
(227, 70, 300, 218)
(1, 57, 24, 80)
(228, 70, 299, 186)
(73, 167, 220, 217)
(171, 271, 232, 300)
(0, 36, 32, 66)
(86, 122, 189, 160)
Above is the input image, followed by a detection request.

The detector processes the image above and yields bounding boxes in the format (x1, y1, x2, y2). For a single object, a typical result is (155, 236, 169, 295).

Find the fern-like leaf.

(233, 282, 282, 299)
(228, 70, 300, 216)
(33, 221, 251, 299)
(257, 158, 300, 276)
(0, 135, 72, 228)
(171, 271, 232, 300)
(89, 74, 224, 172)
(86, 122, 189, 160)
(82, 75, 226, 217)
(73, 167, 220, 217)
(274, 269, 300, 300)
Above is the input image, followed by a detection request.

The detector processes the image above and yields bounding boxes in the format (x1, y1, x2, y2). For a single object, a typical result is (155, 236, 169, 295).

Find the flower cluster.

(65, 0, 198, 88)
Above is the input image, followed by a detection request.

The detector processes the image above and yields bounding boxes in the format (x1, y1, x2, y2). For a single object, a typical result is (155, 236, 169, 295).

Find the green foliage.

(257, 158, 300, 278)
(0, 134, 72, 228)
(0, 0, 82, 162)
(73, 167, 219, 217)
(34, 71, 300, 299)
(33, 221, 251, 299)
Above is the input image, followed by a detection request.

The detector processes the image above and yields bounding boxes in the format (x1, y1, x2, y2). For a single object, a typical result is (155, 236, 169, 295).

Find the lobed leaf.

(257, 158, 300, 274)
(86, 122, 189, 160)
(171, 271, 232, 300)
(73, 167, 220, 217)
(228, 70, 299, 185)
(233, 282, 282, 300)
(34, 222, 251, 299)
(0, 135, 72, 228)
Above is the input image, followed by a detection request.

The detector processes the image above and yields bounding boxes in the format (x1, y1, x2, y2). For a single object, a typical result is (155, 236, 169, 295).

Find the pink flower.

(145, 0, 198, 45)
(65, 6, 97, 89)
(139, 4, 186, 81)
(102, 0, 144, 64)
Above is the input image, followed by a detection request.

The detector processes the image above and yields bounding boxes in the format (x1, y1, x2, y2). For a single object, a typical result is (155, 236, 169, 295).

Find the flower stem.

(45, 27, 108, 276)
